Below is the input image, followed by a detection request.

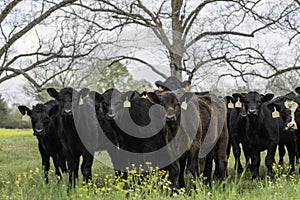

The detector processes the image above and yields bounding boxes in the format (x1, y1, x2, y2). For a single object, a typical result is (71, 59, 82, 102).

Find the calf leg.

(38, 144, 50, 184)
(168, 161, 180, 189)
(187, 141, 200, 179)
(203, 152, 213, 185)
(52, 154, 63, 179)
(59, 154, 67, 173)
(265, 144, 277, 179)
(232, 139, 243, 173)
(250, 148, 260, 180)
(278, 144, 285, 166)
(178, 157, 187, 188)
(242, 141, 250, 170)
(65, 153, 80, 188)
(286, 143, 296, 173)
(81, 151, 94, 184)
(216, 130, 228, 180)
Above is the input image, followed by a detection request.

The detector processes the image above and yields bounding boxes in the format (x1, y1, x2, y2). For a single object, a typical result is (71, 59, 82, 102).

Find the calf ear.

(49, 105, 59, 116)
(89, 91, 103, 103)
(232, 93, 245, 102)
(181, 92, 194, 103)
(147, 92, 161, 104)
(262, 93, 274, 102)
(295, 87, 300, 95)
(18, 106, 31, 116)
(79, 88, 90, 98)
(140, 91, 147, 98)
(47, 88, 59, 100)
(267, 102, 282, 112)
(225, 96, 234, 103)
(130, 91, 140, 100)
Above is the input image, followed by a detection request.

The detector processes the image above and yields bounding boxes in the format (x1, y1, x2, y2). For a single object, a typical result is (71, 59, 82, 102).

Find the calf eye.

(44, 116, 50, 123)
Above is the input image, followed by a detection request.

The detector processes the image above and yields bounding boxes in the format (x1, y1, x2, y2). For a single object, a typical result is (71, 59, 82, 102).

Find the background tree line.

(0, 95, 30, 128)
(1, 0, 300, 115)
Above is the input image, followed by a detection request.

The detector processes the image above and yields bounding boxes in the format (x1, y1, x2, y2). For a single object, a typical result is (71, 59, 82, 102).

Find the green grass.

(0, 129, 300, 199)
(0, 128, 33, 138)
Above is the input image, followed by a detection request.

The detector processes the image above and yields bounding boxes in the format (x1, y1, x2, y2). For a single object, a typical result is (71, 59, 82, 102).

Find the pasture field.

(0, 129, 300, 200)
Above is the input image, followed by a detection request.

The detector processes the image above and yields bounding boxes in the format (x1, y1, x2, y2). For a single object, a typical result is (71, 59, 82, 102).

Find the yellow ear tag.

(235, 98, 242, 108)
(141, 94, 147, 99)
(158, 86, 164, 91)
(79, 95, 84, 105)
(228, 100, 234, 109)
(272, 107, 280, 118)
(123, 97, 131, 108)
(22, 111, 30, 122)
(185, 85, 190, 91)
(181, 98, 188, 110)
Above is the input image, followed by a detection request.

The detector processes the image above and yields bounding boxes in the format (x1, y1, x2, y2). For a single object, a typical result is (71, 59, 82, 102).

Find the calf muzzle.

(247, 109, 257, 116)
(63, 109, 72, 116)
(34, 129, 46, 136)
(166, 114, 176, 122)
(106, 113, 116, 120)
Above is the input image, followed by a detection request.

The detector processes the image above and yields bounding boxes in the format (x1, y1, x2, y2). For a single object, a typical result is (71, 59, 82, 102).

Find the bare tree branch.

(0, 0, 22, 24)
(106, 56, 167, 79)
(0, 0, 77, 58)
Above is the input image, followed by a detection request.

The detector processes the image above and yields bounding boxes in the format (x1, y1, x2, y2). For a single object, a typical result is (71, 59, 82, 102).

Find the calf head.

(244, 92, 274, 117)
(147, 91, 180, 123)
(89, 88, 124, 120)
(225, 96, 235, 110)
(47, 87, 75, 116)
(232, 93, 247, 118)
(18, 103, 57, 136)
(47, 87, 89, 117)
(271, 93, 300, 131)
(147, 91, 194, 124)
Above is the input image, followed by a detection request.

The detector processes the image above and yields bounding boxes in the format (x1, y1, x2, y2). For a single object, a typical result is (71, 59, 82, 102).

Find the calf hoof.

(251, 174, 259, 181)
(267, 173, 274, 181)
(237, 167, 244, 174)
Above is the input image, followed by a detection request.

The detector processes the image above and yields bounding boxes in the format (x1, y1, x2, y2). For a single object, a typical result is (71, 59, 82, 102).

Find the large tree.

(2, 0, 300, 94)
(72, 0, 298, 81)
(0, 0, 103, 90)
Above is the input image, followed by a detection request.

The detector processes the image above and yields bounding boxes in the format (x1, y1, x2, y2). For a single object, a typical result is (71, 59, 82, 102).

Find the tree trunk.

(170, 0, 184, 81)
(170, 52, 183, 80)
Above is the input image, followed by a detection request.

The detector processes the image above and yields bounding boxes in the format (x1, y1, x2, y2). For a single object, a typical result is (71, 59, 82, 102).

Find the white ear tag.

(79, 95, 84, 105)
(235, 98, 242, 108)
(185, 85, 190, 91)
(228, 100, 234, 109)
(272, 107, 280, 118)
(123, 97, 131, 108)
(22, 111, 30, 122)
(158, 86, 164, 91)
(181, 98, 187, 110)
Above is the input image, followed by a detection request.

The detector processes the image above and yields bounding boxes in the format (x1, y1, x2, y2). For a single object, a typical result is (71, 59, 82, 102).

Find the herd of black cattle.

(17, 76, 300, 190)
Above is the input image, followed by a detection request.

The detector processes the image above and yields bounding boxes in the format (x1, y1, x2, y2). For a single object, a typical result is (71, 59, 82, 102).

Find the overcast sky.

(1, 0, 299, 107)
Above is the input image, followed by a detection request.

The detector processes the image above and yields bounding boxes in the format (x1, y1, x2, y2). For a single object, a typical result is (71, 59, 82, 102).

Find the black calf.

(18, 100, 67, 183)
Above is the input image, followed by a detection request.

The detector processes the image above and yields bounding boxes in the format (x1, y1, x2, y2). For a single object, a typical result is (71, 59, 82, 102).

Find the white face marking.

(284, 100, 298, 130)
